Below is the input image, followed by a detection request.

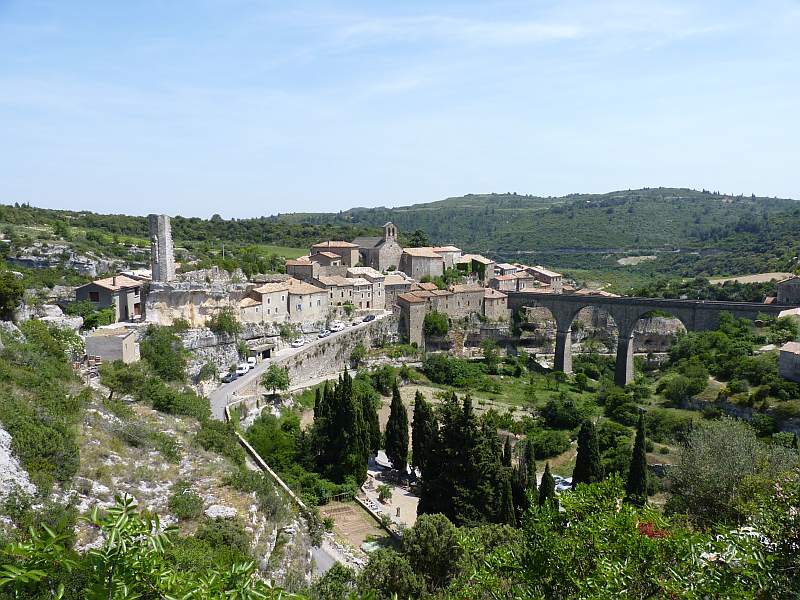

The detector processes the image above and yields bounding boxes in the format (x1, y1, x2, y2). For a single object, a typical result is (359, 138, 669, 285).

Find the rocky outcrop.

(0, 426, 36, 501)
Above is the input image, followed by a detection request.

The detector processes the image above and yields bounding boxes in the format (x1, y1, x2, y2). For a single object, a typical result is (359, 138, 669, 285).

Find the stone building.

(779, 341, 800, 383)
(148, 214, 176, 282)
(456, 254, 496, 284)
(483, 288, 509, 321)
(347, 267, 386, 310)
(397, 293, 429, 347)
(384, 273, 413, 311)
(489, 275, 517, 292)
(309, 252, 342, 267)
(286, 258, 319, 282)
(495, 262, 519, 276)
(315, 275, 355, 306)
(85, 328, 139, 363)
(528, 265, 563, 293)
(449, 284, 485, 318)
(777, 276, 800, 305)
(75, 275, 144, 323)
(287, 279, 329, 324)
(310, 241, 360, 267)
(431, 246, 462, 269)
(239, 281, 289, 324)
(399, 247, 445, 280)
(352, 223, 403, 272)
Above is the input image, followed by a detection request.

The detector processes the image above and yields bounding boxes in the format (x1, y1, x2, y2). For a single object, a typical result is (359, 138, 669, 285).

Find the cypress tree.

(538, 462, 556, 506)
(313, 387, 321, 420)
(522, 440, 538, 507)
(498, 472, 516, 525)
(362, 392, 381, 456)
(572, 419, 603, 488)
(412, 391, 436, 476)
(385, 382, 410, 474)
(625, 411, 648, 506)
(502, 436, 513, 468)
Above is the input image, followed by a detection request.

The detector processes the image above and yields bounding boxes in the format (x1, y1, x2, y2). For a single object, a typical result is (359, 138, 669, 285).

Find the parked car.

(246, 356, 257, 368)
(290, 338, 305, 348)
(318, 330, 331, 338)
(221, 371, 238, 383)
(330, 321, 345, 332)
(235, 363, 250, 376)
(362, 314, 376, 322)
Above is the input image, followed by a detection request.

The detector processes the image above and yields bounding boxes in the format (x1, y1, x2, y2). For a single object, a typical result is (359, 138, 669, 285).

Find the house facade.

(399, 248, 445, 280)
(287, 279, 329, 323)
(310, 241, 360, 267)
(777, 276, 800, 305)
(75, 275, 144, 323)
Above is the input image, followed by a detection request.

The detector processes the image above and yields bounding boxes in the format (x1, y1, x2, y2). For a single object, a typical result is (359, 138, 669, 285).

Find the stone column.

(614, 331, 635, 387)
(554, 328, 572, 374)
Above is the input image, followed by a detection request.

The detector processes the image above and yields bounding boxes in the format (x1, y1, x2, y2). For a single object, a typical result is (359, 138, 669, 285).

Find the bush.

(206, 306, 241, 336)
(423, 312, 449, 337)
(541, 394, 586, 429)
(527, 428, 571, 459)
(168, 482, 205, 520)
(195, 420, 245, 465)
(195, 517, 251, 555)
(645, 408, 694, 443)
(140, 325, 187, 381)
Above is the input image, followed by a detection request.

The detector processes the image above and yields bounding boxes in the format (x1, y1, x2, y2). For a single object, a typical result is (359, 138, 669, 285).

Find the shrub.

(423, 312, 449, 337)
(140, 325, 187, 381)
(206, 307, 241, 336)
(541, 394, 586, 429)
(527, 428, 571, 459)
(195, 420, 245, 465)
(168, 482, 205, 520)
(195, 517, 251, 555)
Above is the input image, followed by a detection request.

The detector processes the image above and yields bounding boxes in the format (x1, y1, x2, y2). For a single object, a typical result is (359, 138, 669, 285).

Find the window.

(296, 304, 302, 311)
(89, 291, 100, 302)
(267, 297, 271, 304)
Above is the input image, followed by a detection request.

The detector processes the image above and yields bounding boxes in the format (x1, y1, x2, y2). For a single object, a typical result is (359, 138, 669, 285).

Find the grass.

(253, 243, 307, 259)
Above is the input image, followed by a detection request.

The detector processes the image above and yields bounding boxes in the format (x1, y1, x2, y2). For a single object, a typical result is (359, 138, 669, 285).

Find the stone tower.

(148, 214, 176, 282)
(383, 222, 397, 243)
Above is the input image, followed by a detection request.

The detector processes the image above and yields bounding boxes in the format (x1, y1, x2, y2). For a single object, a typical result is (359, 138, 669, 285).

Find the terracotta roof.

(413, 282, 438, 291)
(397, 292, 427, 304)
(286, 259, 312, 267)
(403, 247, 443, 258)
(84, 275, 142, 292)
(450, 284, 485, 293)
(513, 271, 535, 279)
(239, 297, 261, 308)
(252, 282, 289, 294)
(347, 267, 384, 279)
(313, 251, 341, 260)
(384, 274, 411, 286)
(780, 341, 800, 354)
(287, 279, 326, 295)
(311, 240, 358, 249)
(432, 245, 461, 253)
(484, 288, 507, 299)
(492, 275, 516, 281)
(347, 277, 371, 287)
(531, 265, 562, 278)
(496, 263, 517, 271)
(316, 275, 353, 287)
(458, 253, 494, 265)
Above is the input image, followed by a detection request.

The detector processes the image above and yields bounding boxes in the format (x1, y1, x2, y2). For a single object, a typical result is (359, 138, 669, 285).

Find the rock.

(0, 321, 24, 343)
(40, 315, 83, 332)
(40, 304, 64, 318)
(0, 426, 36, 501)
(205, 504, 238, 519)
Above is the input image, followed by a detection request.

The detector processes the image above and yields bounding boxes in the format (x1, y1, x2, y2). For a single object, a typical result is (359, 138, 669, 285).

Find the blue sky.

(1, 1, 798, 218)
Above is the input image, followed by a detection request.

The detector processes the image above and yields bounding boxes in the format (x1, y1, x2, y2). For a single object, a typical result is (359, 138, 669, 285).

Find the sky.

(1, 0, 799, 218)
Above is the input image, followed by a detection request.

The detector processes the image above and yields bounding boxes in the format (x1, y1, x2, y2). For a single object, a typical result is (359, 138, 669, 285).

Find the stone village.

(68, 214, 800, 385)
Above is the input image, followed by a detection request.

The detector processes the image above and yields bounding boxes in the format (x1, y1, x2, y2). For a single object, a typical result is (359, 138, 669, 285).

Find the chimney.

(112, 276, 116, 286)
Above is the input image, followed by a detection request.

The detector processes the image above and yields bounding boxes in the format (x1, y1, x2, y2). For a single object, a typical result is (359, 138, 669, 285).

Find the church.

(352, 222, 404, 272)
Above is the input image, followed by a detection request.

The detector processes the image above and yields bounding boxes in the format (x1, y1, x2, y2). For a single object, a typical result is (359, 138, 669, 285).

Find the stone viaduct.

(507, 291, 788, 387)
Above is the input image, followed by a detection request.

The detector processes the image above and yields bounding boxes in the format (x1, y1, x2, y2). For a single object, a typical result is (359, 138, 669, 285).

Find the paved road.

(209, 312, 390, 419)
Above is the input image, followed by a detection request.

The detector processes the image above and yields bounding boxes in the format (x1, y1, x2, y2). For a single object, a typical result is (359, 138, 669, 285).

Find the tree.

(357, 549, 424, 600)
(401, 514, 463, 592)
(0, 270, 24, 320)
(408, 229, 430, 247)
(261, 364, 290, 396)
(310, 563, 356, 600)
(538, 462, 556, 506)
(350, 343, 367, 368)
(502, 436, 513, 467)
(385, 383, 409, 474)
(411, 391, 436, 475)
(481, 338, 500, 374)
(206, 306, 242, 336)
(575, 372, 589, 391)
(625, 411, 648, 506)
(423, 311, 449, 337)
(140, 325, 187, 381)
(499, 472, 516, 525)
(573, 420, 604, 488)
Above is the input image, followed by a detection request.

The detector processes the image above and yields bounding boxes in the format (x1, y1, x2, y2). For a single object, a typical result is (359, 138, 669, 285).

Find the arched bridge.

(507, 291, 788, 387)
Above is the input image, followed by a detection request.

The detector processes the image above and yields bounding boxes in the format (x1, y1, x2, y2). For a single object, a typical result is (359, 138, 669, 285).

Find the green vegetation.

(140, 324, 188, 381)
(262, 364, 290, 396)
(0, 271, 24, 320)
(423, 311, 449, 337)
(168, 481, 205, 520)
(63, 299, 115, 329)
(206, 306, 242, 336)
(384, 383, 409, 473)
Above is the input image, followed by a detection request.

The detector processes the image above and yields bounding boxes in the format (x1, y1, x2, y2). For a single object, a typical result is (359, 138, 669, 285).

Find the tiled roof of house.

(432, 245, 462, 253)
(484, 288, 507, 299)
(313, 251, 341, 260)
(412, 282, 438, 291)
(352, 236, 383, 249)
(397, 292, 427, 304)
(84, 275, 142, 292)
(458, 253, 494, 265)
(252, 282, 289, 294)
(239, 297, 261, 308)
(286, 278, 327, 295)
(496, 263, 517, 271)
(286, 258, 312, 267)
(403, 247, 443, 258)
(780, 341, 800, 354)
(347, 266, 385, 279)
(347, 277, 371, 287)
(316, 275, 353, 287)
(450, 283, 485, 293)
(492, 275, 516, 281)
(312, 240, 358, 249)
(531, 265, 562, 278)
(384, 274, 412, 286)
